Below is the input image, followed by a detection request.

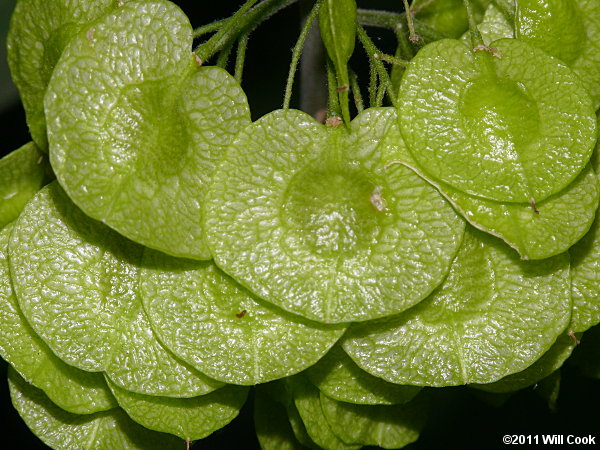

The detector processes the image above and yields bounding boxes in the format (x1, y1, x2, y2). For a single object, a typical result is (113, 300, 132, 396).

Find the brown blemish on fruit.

(325, 116, 343, 128)
(236, 310, 247, 318)
(569, 330, 580, 345)
(473, 44, 501, 59)
(529, 199, 539, 215)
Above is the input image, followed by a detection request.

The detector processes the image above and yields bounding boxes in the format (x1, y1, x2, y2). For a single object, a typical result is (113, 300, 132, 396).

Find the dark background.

(1, 0, 599, 448)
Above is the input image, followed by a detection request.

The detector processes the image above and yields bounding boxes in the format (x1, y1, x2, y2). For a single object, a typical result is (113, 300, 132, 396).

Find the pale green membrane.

(46, 0, 251, 259)
(306, 344, 420, 405)
(569, 136, 600, 333)
(458, 0, 513, 57)
(469, 3, 513, 44)
(7, 0, 116, 150)
(343, 226, 571, 386)
(254, 384, 308, 450)
(382, 109, 600, 260)
(107, 378, 249, 441)
(258, 380, 319, 449)
(0, 142, 47, 228)
(516, 0, 600, 109)
(412, 0, 490, 38)
(398, 38, 596, 203)
(570, 214, 600, 332)
(287, 374, 361, 450)
(286, 400, 320, 449)
(140, 249, 346, 385)
(319, 392, 427, 448)
(9, 183, 222, 397)
(204, 107, 464, 323)
(471, 332, 577, 393)
(535, 370, 561, 412)
(8, 367, 182, 449)
(0, 224, 116, 414)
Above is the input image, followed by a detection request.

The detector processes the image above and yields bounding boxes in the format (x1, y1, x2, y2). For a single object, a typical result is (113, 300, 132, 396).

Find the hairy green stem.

(368, 57, 377, 108)
(463, 0, 484, 47)
(374, 52, 408, 67)
(192, 18, 228, 39)
(357, 25, 397, 107)
(195, 0, 259, 62)
(216, 41, 234, 69)
(375, 80, 386, 107)
(234, 33, 250, 83)
(401, 0, 419, 42)
(195, 0, 297, 63)
(356, 9, 448, 41)
(299, 0, 328, 119)
(283, 0, 323, 109)
(349, 69, 364, 113)
(395, 23, 414, 61)
(357, 9, 402, 30)
(326, 59, 341, 118)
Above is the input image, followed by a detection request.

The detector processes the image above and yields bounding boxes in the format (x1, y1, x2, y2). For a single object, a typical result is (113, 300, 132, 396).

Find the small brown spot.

(408, 34, 421, 43)
(569, 330, 580, 345)
(325, 116, 343, 128)
(117, 0, 124, 6)
(193, 53, 203, 66)
(336, 84, 349, 93)
(236, 310, 247, 318)
(529, 199, 539, 214)
(473, 44, 501, 59)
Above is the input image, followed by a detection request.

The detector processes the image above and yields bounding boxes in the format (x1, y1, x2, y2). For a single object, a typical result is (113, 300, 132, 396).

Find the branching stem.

(356, 9, 448, 41)
(195, 0, 259, 62)
(195, 0, 298, 63)
(192, 18, 228, 39)
(462, 0, 484, 47)
(216, 41, 234, 68)
(401, 0, 420, 42)
(357, 25, 398, 107)
(283, 0, 323, 109)
(374, 52, 408, 67)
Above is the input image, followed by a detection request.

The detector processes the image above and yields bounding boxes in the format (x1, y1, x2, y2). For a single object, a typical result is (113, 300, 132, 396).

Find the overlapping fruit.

(2, 0, 600, 448)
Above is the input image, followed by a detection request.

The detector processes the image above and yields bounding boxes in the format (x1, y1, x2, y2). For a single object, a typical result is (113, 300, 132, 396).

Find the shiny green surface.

(9, 183, 222, 397)
(45, 0, 251, 259)
(398, 38, 596, 203)
(140, 248, 345, 385)
(8, 367, 182, 450)
(343, 227, 571, 386)
(204, 107, 464, 323)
